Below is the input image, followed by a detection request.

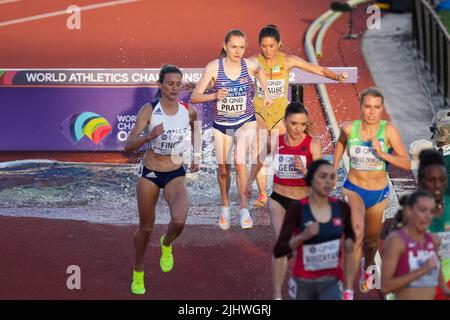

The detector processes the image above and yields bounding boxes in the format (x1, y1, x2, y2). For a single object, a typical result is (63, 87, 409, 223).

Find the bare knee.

(217, 166, 229, 179)
(364, 236, 379, 250)
(234, 164, 246, 176)
(137, 224, 153, 238)
(170, 221, 185, 234)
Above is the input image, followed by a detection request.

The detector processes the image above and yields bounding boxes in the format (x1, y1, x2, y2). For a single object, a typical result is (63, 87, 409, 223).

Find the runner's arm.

(286, 55, 347, 83)
(190, 61, 222, 103)
(333, 124, 349, 173)
(189, 107, 201, 165)
(273, 202, 301, 258)
(377, 124, 411, 170)
(250, 59, 270, 98)
(124, 104, 157, 152)
(341, 201, 356, 291)
(310, 139, 323, 161)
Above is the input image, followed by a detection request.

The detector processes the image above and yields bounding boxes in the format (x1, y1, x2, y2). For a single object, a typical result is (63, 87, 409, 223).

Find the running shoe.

(160, 235, 174, 272)
(240, 208, 254, 230)
(343, 289, 354, 300)
(219, 207, 230, 230)
(131, 270, 146, 295)
(359, 269, 372, 293)
(253, 193, 267, 208)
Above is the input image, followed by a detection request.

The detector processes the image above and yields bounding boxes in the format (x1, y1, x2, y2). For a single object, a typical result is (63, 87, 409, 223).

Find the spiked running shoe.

(240, 208, 254, 230)
(219, 207, 231, 230)
(160, 235, 174, 272)
(253, 193, 268, 208)
(131, 270, 146, 295)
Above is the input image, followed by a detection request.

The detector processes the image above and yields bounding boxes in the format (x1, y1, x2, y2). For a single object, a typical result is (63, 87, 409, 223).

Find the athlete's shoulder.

(179, 100, 190, 110)
(248, 54, 259, 62)
(430, 232, 441, 249)
(384, 121, 399, 133)
(284, 54, 306, 68)
(139, 102, 154, 115)
(341, 121, 354, 133)
(244, 57, 258, 69)
(205, 59, 220, 71)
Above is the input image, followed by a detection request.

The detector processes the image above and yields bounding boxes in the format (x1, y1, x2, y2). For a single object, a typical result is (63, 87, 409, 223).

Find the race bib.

(438, 231, 450, 259)
(408, 249, 439, 288)
(303, 239, 340, 271)
(151, 127, 188, 155)
(257, 79, 285, 99)
(349, 143, 384, 171)
(273, 154, 306, 179)
(217, 95, 247, 118)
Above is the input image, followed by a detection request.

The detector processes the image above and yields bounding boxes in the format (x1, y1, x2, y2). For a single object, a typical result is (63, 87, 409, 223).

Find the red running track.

(0, 0, 395, 299)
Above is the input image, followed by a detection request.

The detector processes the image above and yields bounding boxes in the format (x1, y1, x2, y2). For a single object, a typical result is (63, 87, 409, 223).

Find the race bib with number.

(303, 239, 340, 271)
(349, 143, 385, 171)
(273, 154, 306, 179)
(217, 95, 247, 118)
(257, 79, 285, 99)
(408, 249, 439, 288)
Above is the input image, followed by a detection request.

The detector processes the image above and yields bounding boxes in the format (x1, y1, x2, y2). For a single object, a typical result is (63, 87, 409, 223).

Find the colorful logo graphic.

(60, 112, 112, 145)
(0, 70, 18, 85)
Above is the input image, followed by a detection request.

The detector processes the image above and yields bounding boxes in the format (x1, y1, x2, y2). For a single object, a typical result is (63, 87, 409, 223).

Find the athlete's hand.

(303, 221, 319, 240)
(147, 123, 164, 140)
(189, 162, 199, 173)
(216, 88, 228, 100)
(337, 72, 348, 84)
(263, 96, 274, 109)
(294, 157, 307, 176)
(333, 172, 339, 189)
(244, 182, 253, 199)
(423, 254, 438, 272)
(371, 137, 383, 158)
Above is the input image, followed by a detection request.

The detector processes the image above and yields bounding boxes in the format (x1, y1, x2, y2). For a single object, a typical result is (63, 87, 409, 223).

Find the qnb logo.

(60, 112, 112, 145)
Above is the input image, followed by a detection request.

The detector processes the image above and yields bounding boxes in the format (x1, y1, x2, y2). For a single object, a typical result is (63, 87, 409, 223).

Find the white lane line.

(0, 0, 141, 28)
(0, 0, 21, 4)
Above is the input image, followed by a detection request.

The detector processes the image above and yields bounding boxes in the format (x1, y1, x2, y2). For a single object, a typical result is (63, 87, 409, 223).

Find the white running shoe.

(219, 207, 230, 230)
(240, 208, 254, 230)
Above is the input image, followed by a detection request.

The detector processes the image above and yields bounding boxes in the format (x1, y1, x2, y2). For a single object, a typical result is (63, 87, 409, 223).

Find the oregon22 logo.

(60, 112, 112, 145)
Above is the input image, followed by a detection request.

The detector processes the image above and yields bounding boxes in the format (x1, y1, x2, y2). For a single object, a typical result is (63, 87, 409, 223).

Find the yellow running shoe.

(131, 270, 146, 295)
(160, 235, 174, 272)
(253, 193, 267, 208)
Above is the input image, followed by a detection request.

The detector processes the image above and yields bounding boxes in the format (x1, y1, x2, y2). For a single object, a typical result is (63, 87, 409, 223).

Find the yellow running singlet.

(254, 52, 290, 130)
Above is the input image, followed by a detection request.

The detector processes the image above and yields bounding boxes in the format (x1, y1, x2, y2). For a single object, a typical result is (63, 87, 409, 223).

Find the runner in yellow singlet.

(250, 25, 348, 207)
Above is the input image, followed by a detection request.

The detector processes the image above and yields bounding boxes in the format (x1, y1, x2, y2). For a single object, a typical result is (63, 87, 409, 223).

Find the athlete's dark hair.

(258, 24, 281, 43)
(155, 64, 183, 99)
(285, 102, 308, 118)
(219, 29, 246, 58)
(284, 102, 312, 135)
(393, 190, 434, 228)
(359, 87, 384, 106)
(305, 159, 332, 187)
(418, 149, 446, 181)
